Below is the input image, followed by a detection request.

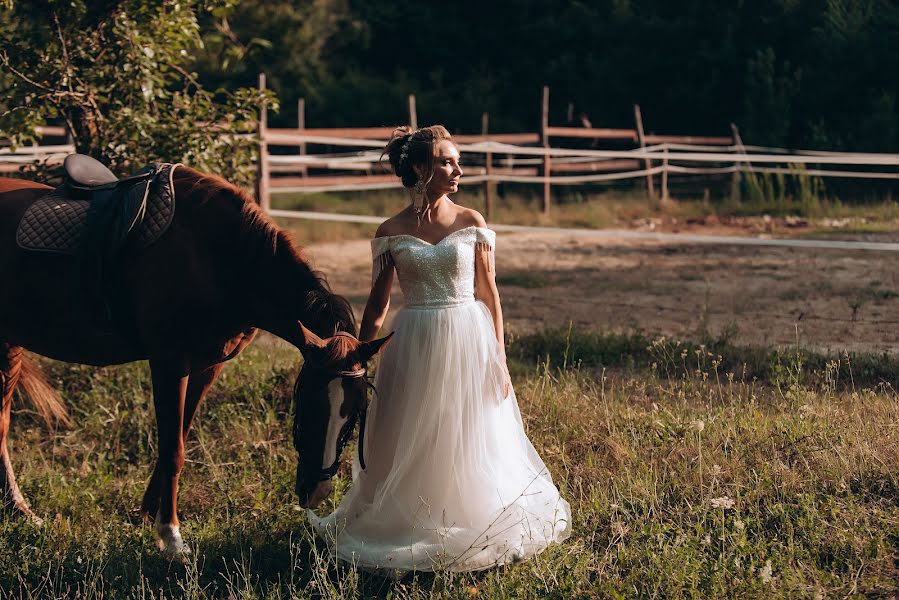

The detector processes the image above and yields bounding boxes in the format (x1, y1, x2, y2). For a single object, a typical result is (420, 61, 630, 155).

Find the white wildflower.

(710, 496, 735, 510)
(702, 534, 711, 546)
(734, 519, 745, 531)
(691, 419, 705, 433)
(759, 559, 775, 584)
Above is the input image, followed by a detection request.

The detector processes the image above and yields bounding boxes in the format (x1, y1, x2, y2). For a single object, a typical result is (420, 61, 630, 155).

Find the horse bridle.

(293, 364, 376, 483)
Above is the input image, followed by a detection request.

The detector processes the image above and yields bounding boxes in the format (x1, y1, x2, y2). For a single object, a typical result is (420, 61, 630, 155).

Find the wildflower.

(710, 464, 723, 477)
(611, 521, 629, 538)
(702, 534, 712, 545)
(759, 559, 775, 584)
(691, 419, 705, 433)
(710, 496, 735, 510)
(467, 587, 479, 598)
(734, 519, 745, 531)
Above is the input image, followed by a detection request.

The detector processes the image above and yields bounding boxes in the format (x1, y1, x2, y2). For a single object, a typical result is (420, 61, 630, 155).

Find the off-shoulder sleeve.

(473, 227, 496, 274)
(370, 237, 394, 285)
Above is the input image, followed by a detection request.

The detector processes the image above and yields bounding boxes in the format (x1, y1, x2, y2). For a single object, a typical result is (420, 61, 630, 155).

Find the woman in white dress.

(307, 125, 570, 573)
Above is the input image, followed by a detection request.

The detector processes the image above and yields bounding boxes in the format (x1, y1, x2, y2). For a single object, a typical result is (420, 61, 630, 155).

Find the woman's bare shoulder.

(454, 206, 488, 229)
(375, 210, 414, 238)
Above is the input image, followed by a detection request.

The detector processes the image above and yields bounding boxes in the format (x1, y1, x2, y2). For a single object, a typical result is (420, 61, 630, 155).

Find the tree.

(0, 0, 277, 187)
(191, 0, 358, 128)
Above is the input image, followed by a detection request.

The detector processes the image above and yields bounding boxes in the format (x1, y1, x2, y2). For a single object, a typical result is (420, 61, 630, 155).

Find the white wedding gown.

(307, 226, 571, 573)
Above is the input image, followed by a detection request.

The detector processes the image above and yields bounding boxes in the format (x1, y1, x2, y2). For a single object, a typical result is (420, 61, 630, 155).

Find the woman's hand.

(500, 353, 511, 398)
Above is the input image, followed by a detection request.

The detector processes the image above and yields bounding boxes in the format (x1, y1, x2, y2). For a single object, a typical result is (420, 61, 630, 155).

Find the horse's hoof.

(155, 522, 191, 559)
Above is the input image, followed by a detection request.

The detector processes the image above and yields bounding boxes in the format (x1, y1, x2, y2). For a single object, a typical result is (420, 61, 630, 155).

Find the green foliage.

(186, 0, 899, 154)
(743, 48, 802, 147)
(192, 0, 358, 125)
(0, 0, 276, 187)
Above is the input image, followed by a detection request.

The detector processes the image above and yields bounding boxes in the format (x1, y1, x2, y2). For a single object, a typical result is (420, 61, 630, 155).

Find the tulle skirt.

(307, 300, 571, 573)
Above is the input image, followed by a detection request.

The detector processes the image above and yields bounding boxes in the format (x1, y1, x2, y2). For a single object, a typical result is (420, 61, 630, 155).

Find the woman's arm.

(360, 222, 397, 342)
(474, 243, 511, 396)
(474, 247, 504, 353)
(360, 266, 394, 342)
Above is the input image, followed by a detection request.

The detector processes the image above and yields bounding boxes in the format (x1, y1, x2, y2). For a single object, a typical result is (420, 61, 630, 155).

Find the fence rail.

(254, 82, 897, 216)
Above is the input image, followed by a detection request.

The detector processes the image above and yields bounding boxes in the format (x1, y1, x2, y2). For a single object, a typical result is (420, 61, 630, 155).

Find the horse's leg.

(140, 362, 226, 522)
(146, 360, 190, 555)
(0, 343, 39, 523)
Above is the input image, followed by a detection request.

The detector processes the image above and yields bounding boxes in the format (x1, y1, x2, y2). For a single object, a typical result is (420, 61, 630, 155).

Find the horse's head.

(292, 322, 392, 508)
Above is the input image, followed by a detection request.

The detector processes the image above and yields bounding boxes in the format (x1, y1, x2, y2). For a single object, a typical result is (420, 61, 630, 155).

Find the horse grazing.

(0, 164, 389, 555)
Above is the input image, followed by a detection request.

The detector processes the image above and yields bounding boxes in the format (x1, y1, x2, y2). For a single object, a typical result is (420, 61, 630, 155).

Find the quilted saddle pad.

(16, 163, 178, 254)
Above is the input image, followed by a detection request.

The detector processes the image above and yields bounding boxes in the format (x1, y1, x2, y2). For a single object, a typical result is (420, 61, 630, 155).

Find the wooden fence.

(0, 126, 73, 173)
(2, 77, 895, 221)
(255, 78, 739, 216)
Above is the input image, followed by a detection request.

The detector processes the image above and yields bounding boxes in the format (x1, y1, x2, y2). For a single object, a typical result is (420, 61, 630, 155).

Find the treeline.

(195, 0, 898, 152)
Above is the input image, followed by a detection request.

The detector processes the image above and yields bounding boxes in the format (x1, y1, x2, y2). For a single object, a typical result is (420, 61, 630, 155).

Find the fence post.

(661, 146, 670, 202)
(730, 123, 745, 200)
(633, 104, 655, 198)
(297, 98, 307, 177)
(482, 112, 493, 222)
(408, 94, 418, 129)
(541, 85, 551, 215)
(255, 73, 270, 211)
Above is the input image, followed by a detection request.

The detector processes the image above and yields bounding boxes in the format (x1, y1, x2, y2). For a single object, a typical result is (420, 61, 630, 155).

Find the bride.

(307, 125, 571, 573)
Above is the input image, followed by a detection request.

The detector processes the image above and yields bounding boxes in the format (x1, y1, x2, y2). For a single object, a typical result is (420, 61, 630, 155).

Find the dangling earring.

(412, 178, 425, 214)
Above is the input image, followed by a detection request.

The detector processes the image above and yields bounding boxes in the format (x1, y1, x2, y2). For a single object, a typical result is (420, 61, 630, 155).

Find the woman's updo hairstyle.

(383, 125, 453, 188)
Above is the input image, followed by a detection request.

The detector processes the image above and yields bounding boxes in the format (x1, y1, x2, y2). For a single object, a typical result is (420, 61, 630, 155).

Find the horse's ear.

(358, 332, 394, 363)
(297, 321, 326, 351)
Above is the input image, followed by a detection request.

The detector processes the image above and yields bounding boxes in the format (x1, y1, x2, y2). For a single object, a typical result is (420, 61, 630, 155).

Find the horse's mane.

(323, 335, 359, 364)
(172, 166, 356, 334)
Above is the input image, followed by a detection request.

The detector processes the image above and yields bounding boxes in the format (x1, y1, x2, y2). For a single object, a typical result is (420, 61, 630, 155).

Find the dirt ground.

(303, 226, 899, 355)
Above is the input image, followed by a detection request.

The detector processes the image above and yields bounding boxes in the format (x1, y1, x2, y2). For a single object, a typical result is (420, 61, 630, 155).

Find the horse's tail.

(17, 354, 71, 428)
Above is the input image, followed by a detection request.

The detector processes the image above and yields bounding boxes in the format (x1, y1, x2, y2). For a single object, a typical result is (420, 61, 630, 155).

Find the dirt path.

(303, 230, 899, 355)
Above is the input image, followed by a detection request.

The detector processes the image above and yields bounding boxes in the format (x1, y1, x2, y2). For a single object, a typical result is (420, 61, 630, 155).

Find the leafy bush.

(0, 0, 276, 187)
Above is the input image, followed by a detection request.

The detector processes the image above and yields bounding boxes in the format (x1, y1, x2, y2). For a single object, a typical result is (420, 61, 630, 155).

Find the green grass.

(269, 187, 899, 245)
(2, 330, 898, 598)
(508, 327, 899, 391)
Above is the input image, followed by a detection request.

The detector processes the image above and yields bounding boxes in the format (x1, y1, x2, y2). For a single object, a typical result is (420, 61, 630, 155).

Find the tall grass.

(1, 330, 898, 598)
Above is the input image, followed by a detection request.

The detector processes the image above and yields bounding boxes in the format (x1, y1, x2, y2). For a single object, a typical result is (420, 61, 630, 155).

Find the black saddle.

(61, 155, 161, 259)
(64, 154, 119, 188)
(17, 154, 177, 255)
(62, 153, 160, 201)
(16, 154, 178, 337)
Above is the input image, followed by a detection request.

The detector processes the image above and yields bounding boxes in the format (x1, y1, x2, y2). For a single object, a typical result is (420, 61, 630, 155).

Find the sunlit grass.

(269, 186, 899, 245)
(1, 331, 898, 597)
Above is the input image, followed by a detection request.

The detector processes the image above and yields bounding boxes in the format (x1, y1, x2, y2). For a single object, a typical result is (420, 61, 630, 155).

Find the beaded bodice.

(371, 226, 496, 308)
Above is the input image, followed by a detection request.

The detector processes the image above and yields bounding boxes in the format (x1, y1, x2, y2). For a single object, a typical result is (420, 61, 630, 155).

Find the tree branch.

(0, 51, 55, 92)
(53, 11, 76, 95)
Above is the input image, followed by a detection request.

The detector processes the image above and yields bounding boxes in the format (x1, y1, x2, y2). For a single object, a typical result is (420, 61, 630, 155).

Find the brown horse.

(0, 167, 389, 555)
